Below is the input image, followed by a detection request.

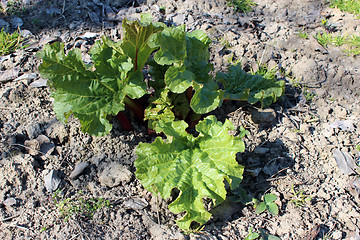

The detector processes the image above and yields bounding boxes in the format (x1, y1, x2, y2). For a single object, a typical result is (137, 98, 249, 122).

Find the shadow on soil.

(1, 0, 142, 34)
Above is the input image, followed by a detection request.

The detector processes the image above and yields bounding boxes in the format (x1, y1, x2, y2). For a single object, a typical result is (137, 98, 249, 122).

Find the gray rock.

(10, 17, 23, 28)
(69, 162, 89, 179)
(80, 32, 98, 40)
(250, 108, 276, 125)
(15, 73, 37, 82)
(98, 162, 132, 187)
(124, 197, 148, 210)
(24, 139, 40, 155)
(29, 78, 48, 88)
(0, 67, 21, 83)
(36, 135, 55, 156)
(3, 197, 17, 207)
(254, 147, 270, 154)
(26, 122, 41, 140)
(44, 170, 61, 192)
(172, 14, 186, 26)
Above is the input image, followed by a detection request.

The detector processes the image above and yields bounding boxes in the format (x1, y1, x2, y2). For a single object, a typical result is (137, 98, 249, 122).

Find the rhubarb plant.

(38, 14, 285, 230)
(135, 115, 246, 229)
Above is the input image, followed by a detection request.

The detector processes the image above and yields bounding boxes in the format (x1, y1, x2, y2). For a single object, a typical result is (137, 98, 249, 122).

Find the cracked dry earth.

(0, 0, 360, 239)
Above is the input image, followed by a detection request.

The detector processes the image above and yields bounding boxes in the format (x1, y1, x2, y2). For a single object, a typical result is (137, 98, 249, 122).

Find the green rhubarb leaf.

(121, 17, 164, 71)
(190, 81, 223, 114)
(144, 89, 175, 132)
(148, 25, 187, 65)
(216, 64, 285, 108)
(38, 38, 147, 136)
(135, 115, 245, 229)
(149, 25, 221, 114)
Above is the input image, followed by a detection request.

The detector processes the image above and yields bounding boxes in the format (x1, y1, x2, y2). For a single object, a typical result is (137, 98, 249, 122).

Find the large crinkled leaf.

(135, 115, 245, 229)
(148, 26, 222, 114)
(144, 89, 175, 132)
(144, 89, 192, 132)
(121, 16, 165, 71)
(38, 38, 147, 136)
(216, 64, 285, 108)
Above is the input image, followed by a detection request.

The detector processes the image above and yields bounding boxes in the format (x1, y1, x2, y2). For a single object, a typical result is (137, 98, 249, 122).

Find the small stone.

(29, 78, 48, 88)
(26, 122, 41, 140)
(69, 162, 89, 179)
(24, 139, 40, 155)
(80, 32, 98, 40)
(10, 17, 23, 28)
(124, 197, 148, 210)
(98, 162, 132, 187)
(15, 73, 37, 82)
(36, 135, 55, 156)
(331, 230, 343, 239)
(0, 67, 21, 83)
(44, 170, 61, 192)
(172, 14, 186, 26)
(3, 198, 17, 207)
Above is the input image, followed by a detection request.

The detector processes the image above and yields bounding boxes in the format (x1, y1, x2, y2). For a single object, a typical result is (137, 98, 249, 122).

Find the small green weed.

(253, 194, 279, 215)
(297, 29, 309, 39)
(227, 0, 257, 13)
(356, 144, 360, 151)
(40, 225, 50, 232)
(251, 63, 278, 81)
(52, 190, 111, 221)
(344, 35, 360, 56)
(289, 186, 312, 207)
(332, 35, 347, 46)
(328, 0, 360, 18)
(244, 227, 260, 240)
(245, 228, 281, 240)
(312, 31, 360, 56)
(314, 32, 333, 47)
(0, 28, 25, 56)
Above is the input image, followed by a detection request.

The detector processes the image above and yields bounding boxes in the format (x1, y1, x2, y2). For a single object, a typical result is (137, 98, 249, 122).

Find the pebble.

(69, 162, 89, 179)
(29, 78, 48, 88)
(10, 17, 23, 28)
(0, 68, 21, 83)
(44, 170, 61, 192)
(3, 198, 17, 207)
(25, 122, 41, 140)
(124, 197, 148, 210)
